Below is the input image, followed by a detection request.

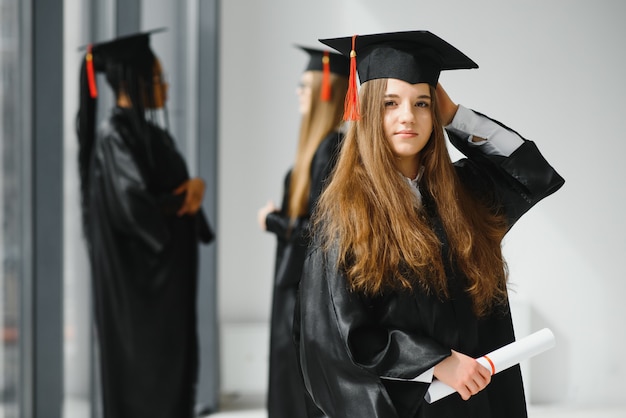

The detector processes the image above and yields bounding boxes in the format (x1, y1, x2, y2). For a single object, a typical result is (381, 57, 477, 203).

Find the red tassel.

(343, 35, 360, 121)
(320, 51, 331, 101)
(86, 44, 98, 99)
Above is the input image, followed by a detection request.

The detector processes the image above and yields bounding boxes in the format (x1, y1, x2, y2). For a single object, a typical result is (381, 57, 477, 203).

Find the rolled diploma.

(424, 328, 555, 403)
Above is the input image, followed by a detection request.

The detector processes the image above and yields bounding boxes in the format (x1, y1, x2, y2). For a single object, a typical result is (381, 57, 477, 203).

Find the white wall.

(219, 0, 626, 408)
(63, 0, 95, 399)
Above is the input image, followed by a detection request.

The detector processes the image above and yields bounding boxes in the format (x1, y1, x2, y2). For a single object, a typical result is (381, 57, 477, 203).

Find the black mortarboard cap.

(297, 46, 350, 77)
(319, 30, 478, 120)
(81, 28, 165, 69)
(80, 28, 165, 98)
(319, 30, 477, 86)
(297, 45, 350, 102)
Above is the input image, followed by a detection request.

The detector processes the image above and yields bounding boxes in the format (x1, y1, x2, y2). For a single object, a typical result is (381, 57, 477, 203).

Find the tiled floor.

(208, 393, 265, 417)
(64, 395, 626, 418)
(213, 408, 626, 418)
(208, 406, 626, 418)
(205, 393, 626, 418)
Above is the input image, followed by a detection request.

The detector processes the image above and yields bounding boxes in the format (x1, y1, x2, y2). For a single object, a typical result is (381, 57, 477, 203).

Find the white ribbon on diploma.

(424, 328, 556, 403)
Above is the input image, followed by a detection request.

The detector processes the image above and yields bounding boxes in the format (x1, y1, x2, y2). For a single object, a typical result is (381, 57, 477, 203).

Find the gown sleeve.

(265, 171, 297, 241)
(95, 128, 169, 253)
(446, 108, 565, 228)
(266, 133, 343, 287)
(265, 170, 309, 287)
(298, 244, 451, 417)
(265, 210, 302, 242)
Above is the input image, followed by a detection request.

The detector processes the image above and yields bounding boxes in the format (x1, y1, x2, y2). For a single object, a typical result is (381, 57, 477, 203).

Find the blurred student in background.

(297, 30, 564, 417)
(257, 46, 349, 418)
(76, 29, 213, 418)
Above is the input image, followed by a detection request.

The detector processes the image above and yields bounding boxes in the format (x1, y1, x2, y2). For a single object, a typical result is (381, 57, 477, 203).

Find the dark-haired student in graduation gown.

(76, 30, 213, 418)
(257, 46, 349, 418)
(295, 30, 564, 418)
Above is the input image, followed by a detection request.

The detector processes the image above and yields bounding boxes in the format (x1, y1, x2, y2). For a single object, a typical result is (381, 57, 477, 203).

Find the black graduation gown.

(87, 107, 213, 418)
(265, 131, 343, 418)
(297, 116, 564, 418)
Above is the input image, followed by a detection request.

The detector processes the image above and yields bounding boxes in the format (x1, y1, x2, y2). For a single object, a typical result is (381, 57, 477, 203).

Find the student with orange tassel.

(296, 30, 564, 417)
(76, 30, 213, 418)
(257, 46, 349, 418)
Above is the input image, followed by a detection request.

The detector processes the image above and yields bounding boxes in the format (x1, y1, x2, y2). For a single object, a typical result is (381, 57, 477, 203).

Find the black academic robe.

(264, 131, 343, 418)
(297, 115, 564, 418)
(87, 107, 213, 418)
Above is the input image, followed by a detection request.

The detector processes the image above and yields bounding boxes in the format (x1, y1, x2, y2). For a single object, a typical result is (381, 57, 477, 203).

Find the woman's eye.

(384, 100, 396, 107)
(416, 101, 430, 108)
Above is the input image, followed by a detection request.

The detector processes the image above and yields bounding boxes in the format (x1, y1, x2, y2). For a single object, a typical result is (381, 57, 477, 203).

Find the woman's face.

(296, 71, 314, 115)
(383, 79, 433, 169)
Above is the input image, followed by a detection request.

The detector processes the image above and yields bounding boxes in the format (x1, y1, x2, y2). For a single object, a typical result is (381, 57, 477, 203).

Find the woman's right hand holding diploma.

(433, 350, 492, 400)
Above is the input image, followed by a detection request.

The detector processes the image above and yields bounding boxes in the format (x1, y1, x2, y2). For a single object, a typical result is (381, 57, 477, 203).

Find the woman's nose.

(399, 104, 415, 123)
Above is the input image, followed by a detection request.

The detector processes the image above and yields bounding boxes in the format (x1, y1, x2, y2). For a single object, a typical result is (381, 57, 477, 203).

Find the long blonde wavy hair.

(287, 71, 348, 221)
(313, 79, 509, 317)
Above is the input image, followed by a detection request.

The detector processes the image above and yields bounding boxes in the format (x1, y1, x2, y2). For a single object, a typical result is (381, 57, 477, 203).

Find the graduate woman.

(76, 30, 213, 418)
(296, 31, 565, 418)
(257, 46, 349, 418)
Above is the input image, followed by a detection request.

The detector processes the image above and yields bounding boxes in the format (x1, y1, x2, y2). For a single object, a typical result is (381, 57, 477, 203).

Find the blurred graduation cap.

(298, 46, 350, 76)
(297, 45, 350, 102)
(318, 30, 478, 120)
(80, 28, 166, 98)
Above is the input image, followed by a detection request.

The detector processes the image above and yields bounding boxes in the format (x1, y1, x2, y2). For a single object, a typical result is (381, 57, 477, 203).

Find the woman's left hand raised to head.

(436, 83, 459, 126)
(174, 177, 205, 216)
